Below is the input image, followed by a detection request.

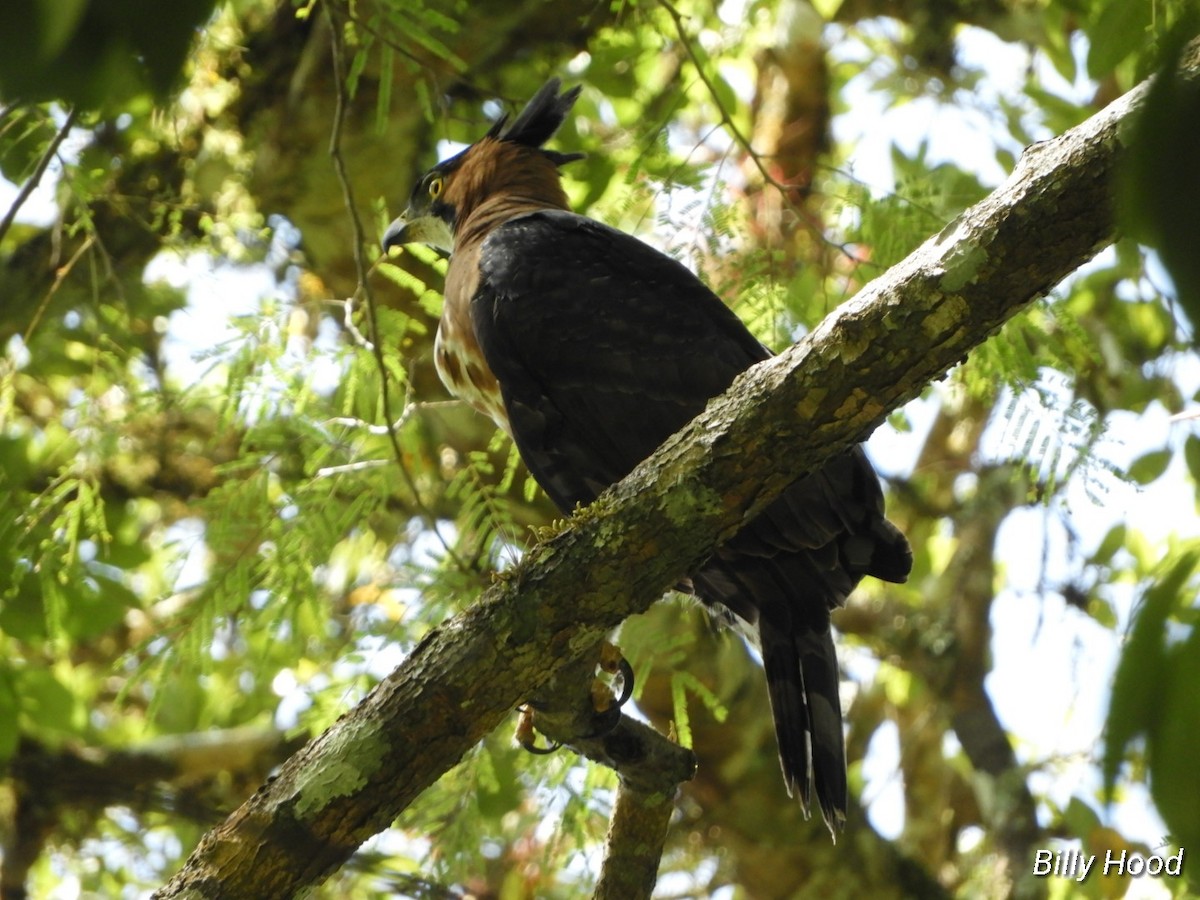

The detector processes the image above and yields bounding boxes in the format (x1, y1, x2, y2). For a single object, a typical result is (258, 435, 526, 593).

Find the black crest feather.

(486, 79, 585, 167)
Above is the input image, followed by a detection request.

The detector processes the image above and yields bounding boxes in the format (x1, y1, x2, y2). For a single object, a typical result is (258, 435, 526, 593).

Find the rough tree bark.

(153, 57, 1176, 898)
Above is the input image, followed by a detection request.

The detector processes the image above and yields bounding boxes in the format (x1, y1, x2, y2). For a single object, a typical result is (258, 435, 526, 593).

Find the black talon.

(614, 656, 635, 707)
(578, 656, 635, 739)
(516, 705, 561, 755)
(596, 641, 635, 708)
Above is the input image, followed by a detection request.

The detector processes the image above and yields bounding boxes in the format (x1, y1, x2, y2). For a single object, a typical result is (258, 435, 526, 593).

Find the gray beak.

(381, 211, 454, 255)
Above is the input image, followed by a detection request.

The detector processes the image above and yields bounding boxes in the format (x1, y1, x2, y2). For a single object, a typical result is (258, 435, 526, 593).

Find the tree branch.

(593, 779, 678, 900)
(154, 63, 1172, 898)
(513, 640, 695, 896)
(0, 107, 78, 247)
(1, 729, 298, 899)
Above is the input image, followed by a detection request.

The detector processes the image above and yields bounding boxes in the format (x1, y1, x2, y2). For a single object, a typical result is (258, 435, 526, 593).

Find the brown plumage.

(394, 128, 576, 430)
(382, 79, 911, 834)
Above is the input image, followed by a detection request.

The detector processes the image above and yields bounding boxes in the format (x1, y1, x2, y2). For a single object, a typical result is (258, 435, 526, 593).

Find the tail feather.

(760, 622, 813, 809)
(796, 628, 848, 832)
(760, 618, 847, 835)
(686, 447, 910, 835)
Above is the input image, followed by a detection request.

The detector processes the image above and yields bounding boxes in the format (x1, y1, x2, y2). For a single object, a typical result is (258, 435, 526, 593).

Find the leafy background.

(0, 0, 1197, 897)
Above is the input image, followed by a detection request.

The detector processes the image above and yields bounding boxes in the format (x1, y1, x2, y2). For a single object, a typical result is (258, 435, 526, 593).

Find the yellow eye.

(428, 175, 444, 199)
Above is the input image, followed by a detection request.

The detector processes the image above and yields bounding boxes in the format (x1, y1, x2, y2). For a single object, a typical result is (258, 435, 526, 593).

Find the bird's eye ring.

(428, 176, 444, 199)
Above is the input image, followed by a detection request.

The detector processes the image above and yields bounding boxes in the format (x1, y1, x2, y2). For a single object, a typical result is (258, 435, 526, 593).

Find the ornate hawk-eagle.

(382, 79, 911, 833)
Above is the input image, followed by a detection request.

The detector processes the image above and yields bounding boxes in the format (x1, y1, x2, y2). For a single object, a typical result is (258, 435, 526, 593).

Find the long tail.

(689, 447, 911, 833)
(759, 616, 847, 834)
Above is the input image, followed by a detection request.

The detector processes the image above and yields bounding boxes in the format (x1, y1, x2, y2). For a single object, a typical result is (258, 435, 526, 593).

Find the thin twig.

(315, 459, 390, 478)
(22, 233, 94, 342)
(656, 0, 863, 264)
(340, 294, 374, 350)
(0, 106, 79, 246)
(657, 1, 770, 182)
(323, 4, 465, 570)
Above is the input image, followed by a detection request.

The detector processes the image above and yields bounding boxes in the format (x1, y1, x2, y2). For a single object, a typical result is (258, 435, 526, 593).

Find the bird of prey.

(382, 79, 911, 833)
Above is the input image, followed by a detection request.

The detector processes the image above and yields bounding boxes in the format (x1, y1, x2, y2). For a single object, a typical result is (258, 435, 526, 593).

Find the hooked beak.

(381, 210, 455, 256)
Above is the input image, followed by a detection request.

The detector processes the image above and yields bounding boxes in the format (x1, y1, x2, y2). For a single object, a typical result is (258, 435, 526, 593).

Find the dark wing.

(473, 209, 768, 510)
(471, 209, 911, 829)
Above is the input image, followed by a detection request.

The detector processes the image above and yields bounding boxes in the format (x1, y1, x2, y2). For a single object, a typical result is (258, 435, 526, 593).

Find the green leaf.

(1126, 448, 1172, 485)
(475, 744, 522, 818)
(1119, 17, 1200, 344)
(1103, 550, 1199, 795)
(1092, 523, 1127, 566)
(1039, 10, 1078, 85)
(375, 44, 394, 136)
(0, 0, 218, 109)
(61, 572, 138, 640)
(1087, 0, 1152, 79)
(1150, 625, 1200, 853)
(0, 668, 18, 763)
(809, 0, 842, 19)
(1062, 796, 1102, 837)
(18, 667, 81, 738)
(152, 671, 207, 734)
(0, 108, 57, 184)
(347, 47, 368, 101)
(0, 574, 48, 642)
(1185, 434, 1200, 484)
(674, 670, 728, 723)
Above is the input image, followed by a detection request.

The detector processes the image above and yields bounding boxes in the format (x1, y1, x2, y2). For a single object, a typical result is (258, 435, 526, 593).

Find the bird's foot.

(515, 705, 561, 755)
(514, 643, 636, 753)
(596, 640, 635, 709)
(581, 642, 634, 738)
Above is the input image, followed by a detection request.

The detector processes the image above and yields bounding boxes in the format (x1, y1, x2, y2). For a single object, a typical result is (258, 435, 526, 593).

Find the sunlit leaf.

(1087, 0, 1153, 79)
(1127, 448, 1173, 485)
(1103, 550, 1199, 795)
